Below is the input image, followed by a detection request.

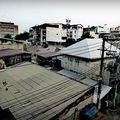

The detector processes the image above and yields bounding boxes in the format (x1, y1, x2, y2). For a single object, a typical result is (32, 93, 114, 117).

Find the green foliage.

(42, 42, 48, 48)
(23, 43, 28, 51)
(0, 59, 5, 69)
(65, 38, 76, 47)
(4, 34, 12, 39)
(81, 32, 93, 40)
(15, 32, 29, 40)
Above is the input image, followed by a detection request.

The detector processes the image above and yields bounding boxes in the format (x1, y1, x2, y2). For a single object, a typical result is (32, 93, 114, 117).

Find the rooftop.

(0, 48, 24, 58)
(0, 62, 90, 120)
(0, 22, 14, 25)
(61, 38, 120, 60)
(38, 51, 61, 59)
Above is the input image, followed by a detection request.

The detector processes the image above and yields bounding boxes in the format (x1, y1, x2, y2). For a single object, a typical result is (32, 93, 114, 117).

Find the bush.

(65, 38, 76, 47)
(4, 34, 12, 39)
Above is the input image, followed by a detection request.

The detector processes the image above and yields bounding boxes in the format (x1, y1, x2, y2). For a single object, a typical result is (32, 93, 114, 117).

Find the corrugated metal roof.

(38, 51, 61, 58)
(61, 38, 120, 59)
(58, 69, 112, 104)
(58, 69, 86, 81)
(0, 48, 24, 58)
(0, 62, 90, 120)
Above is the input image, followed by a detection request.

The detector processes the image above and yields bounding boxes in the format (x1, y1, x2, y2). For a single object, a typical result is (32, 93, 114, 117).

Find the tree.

(0, 59, 5, 69)
(65, 38, 76, 47)
(23, 43, 28, 51)
(4, 34, 12, 39)
(15, 32, 29, 40)
(42, 41, 48, 48)
(81, 32, 93, 39)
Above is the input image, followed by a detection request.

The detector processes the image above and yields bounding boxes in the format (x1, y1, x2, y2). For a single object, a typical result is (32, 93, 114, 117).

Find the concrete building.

(29, 23, 67, 44)
(84, 25, 110, 38)
(60, 38, 119, 80)
(109, 26, 120, 40)
(68, 24, 83, 40)
(110, 26, 120, 33)
(29, 23, 83, 44)
(0, 22, 18, 38)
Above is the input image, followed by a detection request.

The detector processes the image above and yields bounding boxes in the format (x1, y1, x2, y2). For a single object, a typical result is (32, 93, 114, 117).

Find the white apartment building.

(90, 24, 110, 34)
(0, 22, 18, 38)
(29, 23, 83, 44)
(41, 23, 67, 43)
(68, 24, 83, 40)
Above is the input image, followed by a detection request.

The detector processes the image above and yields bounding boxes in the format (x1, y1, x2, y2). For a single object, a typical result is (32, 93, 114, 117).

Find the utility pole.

(97, 38, 106, 110)
(113, 60, 120, 108)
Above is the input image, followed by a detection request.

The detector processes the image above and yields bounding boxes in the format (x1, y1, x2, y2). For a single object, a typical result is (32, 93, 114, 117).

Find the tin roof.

(0, 48, 24, 58)
(0, 62, 90, 120)
(61, 38, 120, 60)
(38, 51, 61, 58)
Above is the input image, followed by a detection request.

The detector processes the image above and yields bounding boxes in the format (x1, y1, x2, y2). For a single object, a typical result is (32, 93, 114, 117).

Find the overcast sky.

(0, 0, 120, 33)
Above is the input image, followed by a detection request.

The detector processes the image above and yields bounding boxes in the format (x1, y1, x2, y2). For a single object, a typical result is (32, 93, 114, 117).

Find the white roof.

(0, 62, 90, 120)
(61, 38, 120, 59)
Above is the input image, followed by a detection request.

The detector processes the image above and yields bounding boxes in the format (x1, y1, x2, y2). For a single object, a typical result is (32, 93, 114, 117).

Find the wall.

(0, 23, 18, 38)
(69, 25, 83, 40)
(61, 55, 116, 79)
(46, 25, 66, 43)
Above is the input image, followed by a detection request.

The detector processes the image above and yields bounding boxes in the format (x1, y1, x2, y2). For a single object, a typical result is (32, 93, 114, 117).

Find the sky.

(0, 0, 120, 33)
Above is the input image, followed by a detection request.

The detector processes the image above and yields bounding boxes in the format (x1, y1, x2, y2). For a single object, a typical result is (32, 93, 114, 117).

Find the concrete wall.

(0, 23, 18, 38)
(46, 25, 66, 43)
(69, 25, 83, 40)
(61, 55, 116, 79)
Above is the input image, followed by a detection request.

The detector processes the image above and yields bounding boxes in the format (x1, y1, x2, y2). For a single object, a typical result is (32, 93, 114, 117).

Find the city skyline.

(0, 0, 120, 33)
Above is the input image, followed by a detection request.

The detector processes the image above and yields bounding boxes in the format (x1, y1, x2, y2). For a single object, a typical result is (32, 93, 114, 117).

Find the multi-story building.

(29, 23, 83, 45)
(84, 24, 110, 38)
(110, 26, 120, 33)
(0, 22, 18, 38)
(68, 24, 83, 40)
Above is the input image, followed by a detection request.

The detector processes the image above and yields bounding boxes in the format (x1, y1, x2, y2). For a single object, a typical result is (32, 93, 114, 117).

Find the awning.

(92, 85, 112, 103)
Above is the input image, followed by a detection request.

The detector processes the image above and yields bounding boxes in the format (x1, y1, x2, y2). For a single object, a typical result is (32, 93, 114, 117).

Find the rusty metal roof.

(38, 51, 61, 58)
(0, 48, 24, 58)
(0, 62, 90, 120)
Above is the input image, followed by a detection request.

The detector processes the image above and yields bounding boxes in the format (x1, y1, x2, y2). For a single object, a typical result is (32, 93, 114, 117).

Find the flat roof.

(0, 48, 24, 58)
(0, 62, 90, 120)
(0, 22, 14, 25)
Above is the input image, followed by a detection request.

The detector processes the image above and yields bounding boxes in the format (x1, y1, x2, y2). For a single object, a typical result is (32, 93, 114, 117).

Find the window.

(68, 56, 73, 62)
(75, 58, 79, 63)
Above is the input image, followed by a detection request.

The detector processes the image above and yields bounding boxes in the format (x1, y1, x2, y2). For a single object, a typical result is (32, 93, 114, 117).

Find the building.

(84, 25, 110, 38)
(29, 23, 83, 44)
(0, 62, 94, 120)
(29, 23, 67, 44)
(68, 24, 83, 40)
(0, 22, 18, 38)
(110, 26, 120, 33)
(0, 48, 31, 66)
(109, 26, 120, 40)
(60, 38, 119, 79)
